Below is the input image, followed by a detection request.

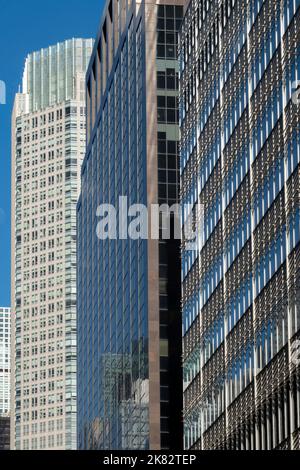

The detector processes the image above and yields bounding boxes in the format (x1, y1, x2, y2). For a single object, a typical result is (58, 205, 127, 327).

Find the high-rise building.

(11, 38, 93, 450)
(0, 307, 10, 417)
(77, 0, 185, 450)
(180, 0, 300, 450)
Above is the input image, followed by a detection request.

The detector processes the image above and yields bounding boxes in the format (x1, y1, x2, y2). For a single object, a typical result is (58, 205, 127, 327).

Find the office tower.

(11, 38, 93, 450)
(0, 307, 11, 450)
(0, 307, 10, 417)
(77, 0, 185, 450)
(180, 0, 300, 450)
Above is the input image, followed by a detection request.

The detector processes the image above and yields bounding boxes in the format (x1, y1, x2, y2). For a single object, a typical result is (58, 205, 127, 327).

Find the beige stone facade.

(10, 39, 93, 450)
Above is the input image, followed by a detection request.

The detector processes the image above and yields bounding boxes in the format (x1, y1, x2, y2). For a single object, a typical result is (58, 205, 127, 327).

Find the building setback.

(11, 39, 93, 450)
(0, 307, 10, 418)
(180, 0, 300, 450)
(77, 0, 185, 450)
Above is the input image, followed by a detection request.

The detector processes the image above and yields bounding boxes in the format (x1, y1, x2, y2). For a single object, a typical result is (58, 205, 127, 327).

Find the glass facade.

(77, 0, 184, 450)
(180, 0, 300, 450)
(156, 4, 183, 451)
(78, 10, 149, 449)
(0, 416, 10, 450)
(23, 39, 92, 112)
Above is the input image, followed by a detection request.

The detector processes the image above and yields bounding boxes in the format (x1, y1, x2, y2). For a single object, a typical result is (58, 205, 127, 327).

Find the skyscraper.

(11, 38, 93, 450)
(180, 0, 300, 450)
(0, 307, 10, 417)
(77, 0, 185, 450)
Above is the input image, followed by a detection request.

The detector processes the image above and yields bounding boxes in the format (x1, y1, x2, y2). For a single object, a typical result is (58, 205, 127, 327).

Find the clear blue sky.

(0, 0, 105, 307)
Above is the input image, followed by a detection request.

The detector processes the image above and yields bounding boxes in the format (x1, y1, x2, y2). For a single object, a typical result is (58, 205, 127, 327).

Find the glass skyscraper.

(180, 0, 300, 450)
(77, 0, 185, 450)
(11, 39, 93, 450)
